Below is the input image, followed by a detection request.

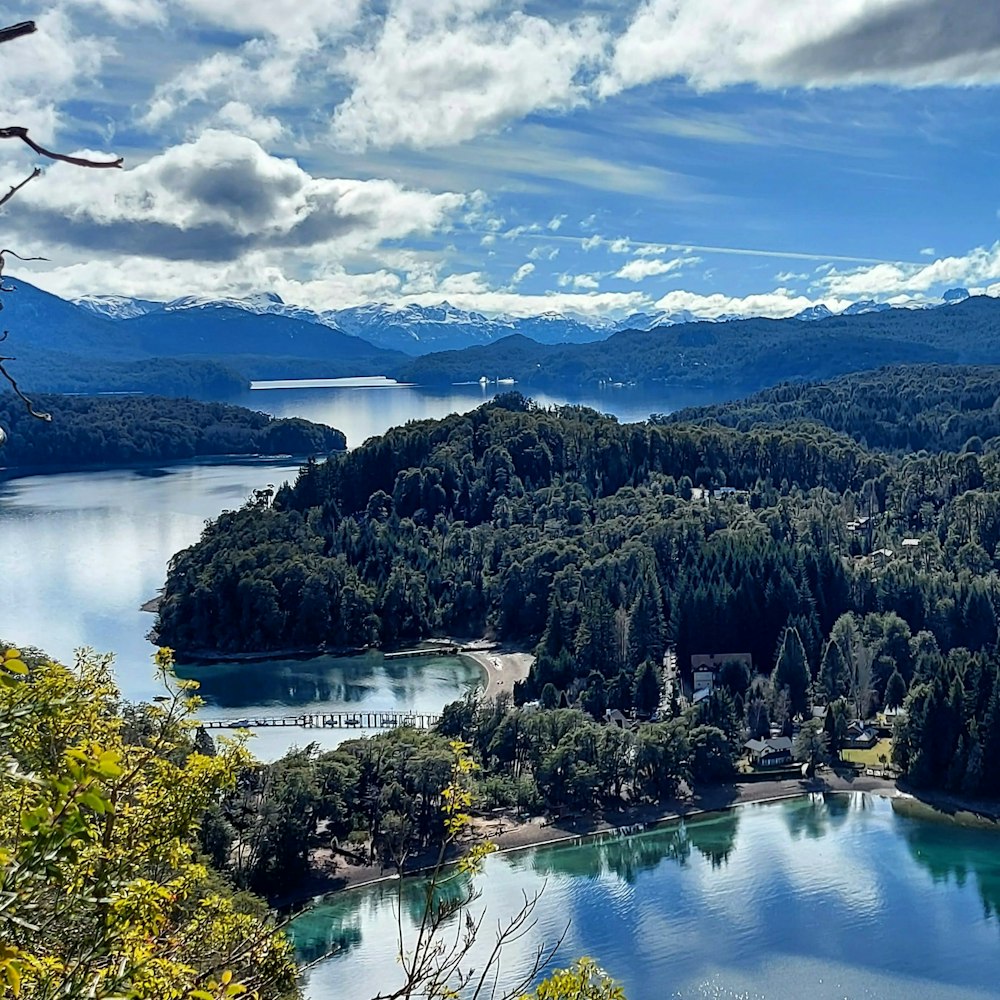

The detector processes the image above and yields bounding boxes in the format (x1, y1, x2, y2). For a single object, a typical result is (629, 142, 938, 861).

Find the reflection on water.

(296, 794, 1000, 1000)
(240, 383, 727, 449)
(893, 797, 1000, 920)
(176, 651, 481, 716)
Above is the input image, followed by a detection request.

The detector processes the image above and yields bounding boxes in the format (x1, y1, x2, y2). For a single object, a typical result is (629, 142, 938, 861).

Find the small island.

(0, 393, 346, 475)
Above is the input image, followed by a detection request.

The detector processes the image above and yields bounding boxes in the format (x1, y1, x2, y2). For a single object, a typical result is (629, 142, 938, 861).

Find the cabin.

(844, 720, 878, 749)
(690, 652, 752, 695)
(744, 736, 793, 768)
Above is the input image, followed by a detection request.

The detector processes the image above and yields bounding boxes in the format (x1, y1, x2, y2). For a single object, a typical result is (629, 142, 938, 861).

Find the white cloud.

(0, 10, 108, 142)
(654, 286, 847, 319)
(511, 262, 535, 285)
(212, 101, 285, 144)
(547, 214, 566, 231)
(919, 247, 936, 256)
(10, 131, 468, 262)
(330, 1, 607, 150)
(581, 235, 603, 251)
(616, 256, 699, 282)
(174, 0, 362, 44)
(818, 243, 1000, 297)
(527, 245, 559, 261)
(600, 0, 1000, 98)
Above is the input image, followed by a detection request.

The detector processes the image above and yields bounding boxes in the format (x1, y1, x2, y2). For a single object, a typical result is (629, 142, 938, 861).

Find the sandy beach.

(463, 648, 534, 699)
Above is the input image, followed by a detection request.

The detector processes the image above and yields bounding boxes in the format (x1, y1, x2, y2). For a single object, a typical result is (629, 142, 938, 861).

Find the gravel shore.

(275, 770, 907, 909)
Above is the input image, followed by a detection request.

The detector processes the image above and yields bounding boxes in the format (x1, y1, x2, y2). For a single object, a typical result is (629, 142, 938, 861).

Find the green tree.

(773, 627, 811, 716)
(0, 646, 297, 999)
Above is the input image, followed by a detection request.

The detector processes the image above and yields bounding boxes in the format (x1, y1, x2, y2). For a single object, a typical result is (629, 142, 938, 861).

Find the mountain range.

(2, 275, 997, 397)
(71, 284, 975, 356)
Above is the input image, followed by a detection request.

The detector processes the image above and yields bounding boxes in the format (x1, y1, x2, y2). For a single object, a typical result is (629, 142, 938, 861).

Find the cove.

(292, 793, 1000, 1000)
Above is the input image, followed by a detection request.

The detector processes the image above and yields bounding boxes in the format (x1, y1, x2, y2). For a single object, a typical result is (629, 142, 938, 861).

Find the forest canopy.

(0, 393, 346, 470)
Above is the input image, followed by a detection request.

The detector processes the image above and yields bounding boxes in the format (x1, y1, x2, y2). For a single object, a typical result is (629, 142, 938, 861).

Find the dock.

(199, 710, 441, 731)
(384, 646, 459, 660)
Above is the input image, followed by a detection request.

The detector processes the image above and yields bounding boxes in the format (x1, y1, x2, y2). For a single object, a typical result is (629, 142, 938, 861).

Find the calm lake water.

(0, 382, 725, 758)
(293, 793, 1000, 1000)
(237, 381, 720, 448)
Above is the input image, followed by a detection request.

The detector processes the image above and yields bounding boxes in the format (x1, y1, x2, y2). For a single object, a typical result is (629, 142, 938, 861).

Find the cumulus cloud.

(11, 131, 467, 262)
(511, 262, 535, 285)
(0, 10, 108, 141)
(600, 0, 1000, 98)
(653, 287, 846, 319)
(615, 256, 699, 282)
(330, 0, 607, 149)
(817, 243, 1000, 297)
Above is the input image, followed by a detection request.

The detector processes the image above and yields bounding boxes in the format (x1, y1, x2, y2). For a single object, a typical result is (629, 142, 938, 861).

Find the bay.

(0, 382, 726, 757)
(293, 793, 1000, 1000)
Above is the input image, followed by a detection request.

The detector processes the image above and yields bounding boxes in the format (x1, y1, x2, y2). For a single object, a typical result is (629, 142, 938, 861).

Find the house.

(847, 515, 871, 532)
(844, 720, 878, 749)
(605, 708, 640, 731)
(690, 652, 753, 694)
(810, 704, 829, 723)
(872, 548, 894, 568)
(744, 737, 793, 768)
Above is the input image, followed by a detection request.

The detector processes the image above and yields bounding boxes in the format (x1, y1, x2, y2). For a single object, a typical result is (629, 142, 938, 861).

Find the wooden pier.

(199, 710, 441, 731)
(384, 646, 459, 660)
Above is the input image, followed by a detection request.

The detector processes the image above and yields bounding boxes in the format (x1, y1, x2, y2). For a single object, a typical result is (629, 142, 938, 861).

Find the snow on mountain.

(842, 299, 892, 316)
(74, 294, 162, 321)
(795, 304, 835, 321)
(69, 287, 992, 356)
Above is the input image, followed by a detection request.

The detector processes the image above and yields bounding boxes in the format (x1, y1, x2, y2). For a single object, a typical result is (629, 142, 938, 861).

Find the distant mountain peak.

(795, 304, 834, 321)
(943, 287, 970, 304)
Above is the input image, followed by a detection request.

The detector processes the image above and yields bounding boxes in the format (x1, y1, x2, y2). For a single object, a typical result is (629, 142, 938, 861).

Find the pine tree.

(773, 626, 811, 716)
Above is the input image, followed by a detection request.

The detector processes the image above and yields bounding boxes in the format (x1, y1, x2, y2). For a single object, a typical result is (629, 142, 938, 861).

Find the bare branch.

(0, 354, 51, 420)
(0, 21, 36, 45)
(0, 127, 123, 169)
(0, 168, 41, 210)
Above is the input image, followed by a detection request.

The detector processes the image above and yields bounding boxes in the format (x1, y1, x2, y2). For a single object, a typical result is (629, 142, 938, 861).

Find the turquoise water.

(0, 463, 480, 759)
(293, 794, 1000, 1000)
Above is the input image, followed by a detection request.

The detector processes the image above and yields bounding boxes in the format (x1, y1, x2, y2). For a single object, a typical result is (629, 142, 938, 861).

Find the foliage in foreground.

(0, 645, 298, 1000)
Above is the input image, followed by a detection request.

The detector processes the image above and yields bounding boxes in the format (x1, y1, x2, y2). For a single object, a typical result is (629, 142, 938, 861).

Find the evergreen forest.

(157, 368, 1000, 801)
(0, 393, 346, 470)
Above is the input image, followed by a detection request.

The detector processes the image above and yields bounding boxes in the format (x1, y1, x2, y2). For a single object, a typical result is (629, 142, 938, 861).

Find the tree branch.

(0, 22, 35, 45)
(0, 127, 123, 169)
(0, 169, 41, 211)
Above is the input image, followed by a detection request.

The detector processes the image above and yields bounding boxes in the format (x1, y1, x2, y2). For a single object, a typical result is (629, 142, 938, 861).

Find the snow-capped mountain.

(795, 304, 835, 321)
(842, 299, 892, 316)
(69, 286, 987, 356)
(74, 294, 162, 321)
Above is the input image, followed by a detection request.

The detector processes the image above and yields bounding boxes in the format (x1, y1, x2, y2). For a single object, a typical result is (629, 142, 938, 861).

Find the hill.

(661, 364, 1000, 453)
(0, 393, 345, 471)
(399, 297, 1000, 391)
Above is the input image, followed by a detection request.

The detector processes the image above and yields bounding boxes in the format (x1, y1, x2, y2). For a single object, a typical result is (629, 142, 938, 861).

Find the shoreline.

(273, 771, 908, 909)
(461, 648, 534, 700)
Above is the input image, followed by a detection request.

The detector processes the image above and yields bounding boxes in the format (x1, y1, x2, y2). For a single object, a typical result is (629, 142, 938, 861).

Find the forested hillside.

(397, 297, 1000, 390)
(0, 394, 345, 470)
(158, 383, 1000, 799)
(663, 365, 1000, 453)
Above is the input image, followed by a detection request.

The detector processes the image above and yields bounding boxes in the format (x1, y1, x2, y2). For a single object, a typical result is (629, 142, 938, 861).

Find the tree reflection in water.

(893, 797, 1000, 921)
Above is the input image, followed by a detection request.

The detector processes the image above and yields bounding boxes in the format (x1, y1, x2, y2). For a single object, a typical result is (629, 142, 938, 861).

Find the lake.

(293, 793, 1000, 1000)
(237, 380, 722, 448)
(1, 382, 724, 755)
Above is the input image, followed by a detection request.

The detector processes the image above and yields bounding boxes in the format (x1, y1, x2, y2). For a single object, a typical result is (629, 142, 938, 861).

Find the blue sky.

(3, 0, 1000, 319)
